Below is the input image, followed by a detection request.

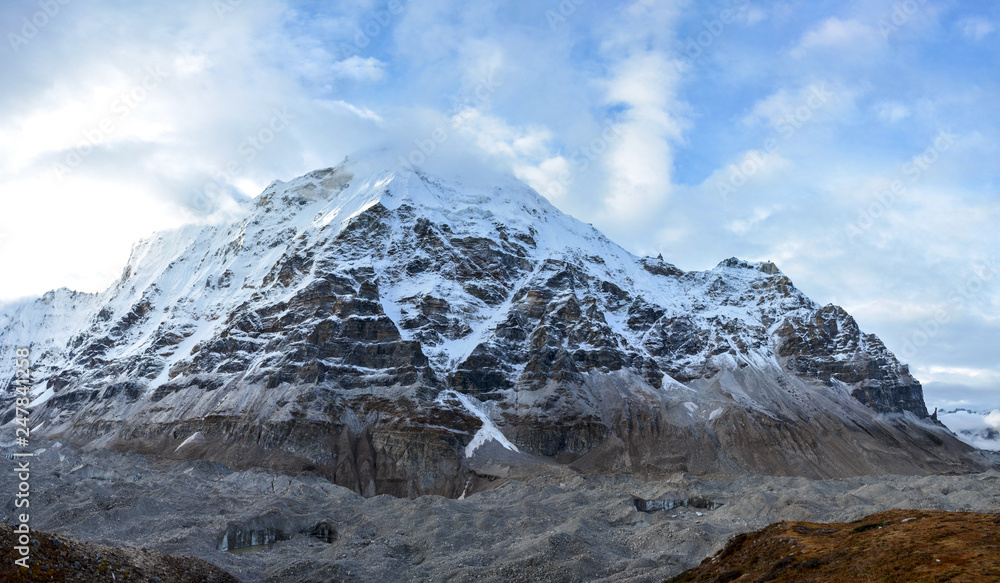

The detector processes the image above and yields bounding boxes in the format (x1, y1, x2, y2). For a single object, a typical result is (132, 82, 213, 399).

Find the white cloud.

(726, 206, 776, 235)
(959, 17, 995, 41)
(329, 56, 387, 82)
(743, 7, 767, 26)
(449, 107, 566, 194)
(876, 101, 911, 123)
(987, 410, 1000, 431)
(791, 17, 877, 57)
(917, 366, 1000, 388)
(0, 0, 392, 301)
(937, 409, 1000, 451)
(707, 149, 793, 194)
(743, 83, 845, 129)
(600, 50, 683, 225)
(0, 176, 187, 301)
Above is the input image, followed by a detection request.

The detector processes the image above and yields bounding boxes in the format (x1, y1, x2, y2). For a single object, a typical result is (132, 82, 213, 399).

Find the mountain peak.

(715, 257, 784, 276)
(2, 154, 987, 502)
(253, 151, 559, 222)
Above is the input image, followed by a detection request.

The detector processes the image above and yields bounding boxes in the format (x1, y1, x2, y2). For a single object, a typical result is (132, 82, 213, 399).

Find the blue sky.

(0, 0, 997, 420)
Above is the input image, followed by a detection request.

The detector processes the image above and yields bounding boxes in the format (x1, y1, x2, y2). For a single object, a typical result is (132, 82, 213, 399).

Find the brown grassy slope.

(0, 524, 239, 583)
(667, 509, 1000, 583)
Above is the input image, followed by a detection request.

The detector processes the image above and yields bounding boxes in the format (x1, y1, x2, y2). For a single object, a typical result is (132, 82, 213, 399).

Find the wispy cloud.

(958, 17, 996, 41)
(875, 101, 911, 123)
(790, 17, 879, 57)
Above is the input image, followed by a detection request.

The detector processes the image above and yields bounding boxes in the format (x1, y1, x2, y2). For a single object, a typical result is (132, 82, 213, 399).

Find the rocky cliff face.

(0, 155, 988, 497)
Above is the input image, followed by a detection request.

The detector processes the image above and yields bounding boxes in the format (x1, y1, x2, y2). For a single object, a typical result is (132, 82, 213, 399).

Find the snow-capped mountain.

(0, 155, 990, 497)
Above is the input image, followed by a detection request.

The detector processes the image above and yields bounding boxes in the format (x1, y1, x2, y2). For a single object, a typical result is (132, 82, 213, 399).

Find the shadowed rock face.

(774, 305, 928, 417)
(0, 159, 991, 498)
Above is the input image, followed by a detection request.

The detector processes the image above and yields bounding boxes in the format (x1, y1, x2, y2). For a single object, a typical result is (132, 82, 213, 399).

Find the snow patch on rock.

(442, 390, 520, 457)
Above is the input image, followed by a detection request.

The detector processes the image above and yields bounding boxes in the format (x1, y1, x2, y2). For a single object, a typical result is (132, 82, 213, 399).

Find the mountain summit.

(0, 156, 989, 497)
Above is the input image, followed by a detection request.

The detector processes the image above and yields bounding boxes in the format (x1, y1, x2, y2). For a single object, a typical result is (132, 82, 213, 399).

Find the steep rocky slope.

(0, 154, 990, 497)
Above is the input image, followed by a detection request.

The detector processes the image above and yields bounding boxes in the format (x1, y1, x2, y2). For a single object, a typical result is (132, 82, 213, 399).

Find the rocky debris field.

(668, 508, 1000, 582)
(2, 440, 998, 582)
(0, 522, 239, 582)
